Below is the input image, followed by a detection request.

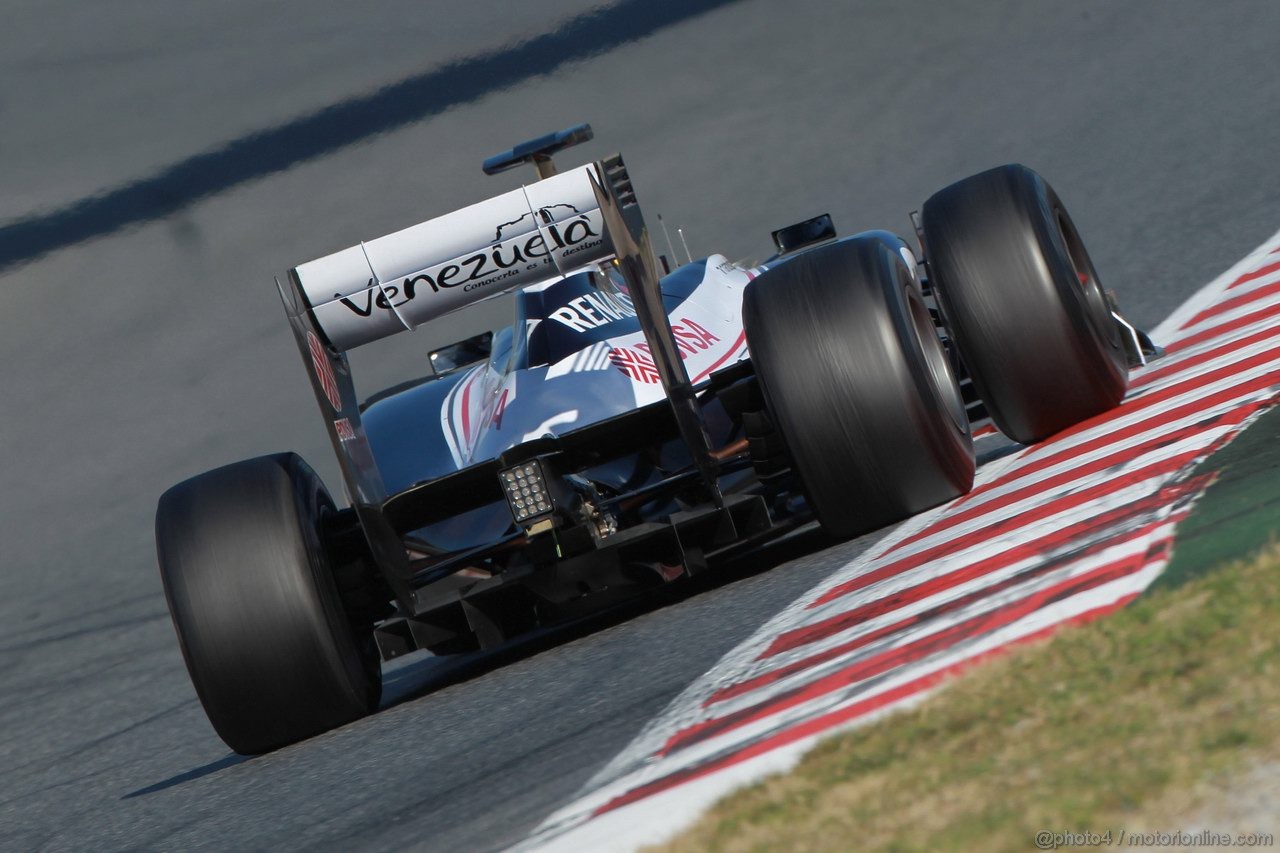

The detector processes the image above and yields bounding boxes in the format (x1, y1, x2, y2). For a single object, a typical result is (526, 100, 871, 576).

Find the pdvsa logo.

(608, 318, 722, 383)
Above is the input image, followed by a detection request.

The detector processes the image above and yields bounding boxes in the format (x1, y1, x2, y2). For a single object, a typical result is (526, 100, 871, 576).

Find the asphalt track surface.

(3, 2, 1280, 850)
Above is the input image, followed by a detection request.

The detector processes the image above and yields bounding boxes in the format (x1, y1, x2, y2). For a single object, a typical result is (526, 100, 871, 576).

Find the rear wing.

(277, 133, 725, 609)
(294, 164, 613, 352)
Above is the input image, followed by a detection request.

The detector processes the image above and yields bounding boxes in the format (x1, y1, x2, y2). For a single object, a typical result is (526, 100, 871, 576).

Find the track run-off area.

(525, 231, 1280, 850)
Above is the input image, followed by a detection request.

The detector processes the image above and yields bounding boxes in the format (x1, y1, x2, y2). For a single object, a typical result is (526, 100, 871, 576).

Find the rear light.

(500, 460, 554, 523)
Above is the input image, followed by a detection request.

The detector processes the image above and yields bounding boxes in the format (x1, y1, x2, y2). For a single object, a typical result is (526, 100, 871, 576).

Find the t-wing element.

(589, 155, 726, 510)
(483, 123, 594, 180)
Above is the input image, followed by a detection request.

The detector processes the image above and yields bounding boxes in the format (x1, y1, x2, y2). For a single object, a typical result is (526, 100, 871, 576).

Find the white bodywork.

(437, 257, 756, 470)
(296, 165, 613, 351)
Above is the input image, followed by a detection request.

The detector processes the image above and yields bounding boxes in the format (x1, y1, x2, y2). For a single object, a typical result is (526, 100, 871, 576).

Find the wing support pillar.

(589, 155, 726, 511)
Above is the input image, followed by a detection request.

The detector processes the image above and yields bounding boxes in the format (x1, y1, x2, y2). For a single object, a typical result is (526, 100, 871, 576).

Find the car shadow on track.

(122, 753, 248, 799)
(119, 522, 837, 801)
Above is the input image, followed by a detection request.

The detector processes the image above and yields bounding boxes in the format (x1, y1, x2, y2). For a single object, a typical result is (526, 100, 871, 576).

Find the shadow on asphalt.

(119, 521, 834, 800)
(0, 0, 740, 272)
(123, 753, 248, 799)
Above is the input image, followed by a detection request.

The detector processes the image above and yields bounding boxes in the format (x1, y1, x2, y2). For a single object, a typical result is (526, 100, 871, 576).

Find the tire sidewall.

(745, 236, 974, 537)
(924, 164, 1129, 442)
(156, 453, 379, 753)
(1024, 175, 1128, 383)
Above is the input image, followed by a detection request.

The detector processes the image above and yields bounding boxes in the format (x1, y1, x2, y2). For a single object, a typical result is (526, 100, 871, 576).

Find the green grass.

(657, 410, 1280, 852)
(1153, 406, 1280, 591)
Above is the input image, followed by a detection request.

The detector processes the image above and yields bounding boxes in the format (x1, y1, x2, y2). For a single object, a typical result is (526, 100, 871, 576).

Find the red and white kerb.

(523, 230, 1280, 852)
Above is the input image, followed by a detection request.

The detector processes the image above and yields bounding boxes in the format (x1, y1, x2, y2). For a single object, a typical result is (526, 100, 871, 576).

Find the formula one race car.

(155, 124, 1158, 754)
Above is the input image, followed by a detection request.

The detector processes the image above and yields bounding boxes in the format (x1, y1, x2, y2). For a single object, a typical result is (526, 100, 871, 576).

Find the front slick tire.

(156, 453, 380, 755)
(744, 234, 975, 539)
(921, 164, 1128, 444)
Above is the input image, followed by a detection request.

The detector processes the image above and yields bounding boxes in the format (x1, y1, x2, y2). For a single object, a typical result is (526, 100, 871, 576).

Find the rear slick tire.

(743, 234, 975, 539)
(156, 453, 381, 755)
(921, 164, 1128, 444)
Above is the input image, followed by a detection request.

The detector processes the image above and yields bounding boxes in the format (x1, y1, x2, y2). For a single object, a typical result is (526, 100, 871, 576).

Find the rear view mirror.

(429, 331, 493, 375)
(771, 213, 837, 255)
